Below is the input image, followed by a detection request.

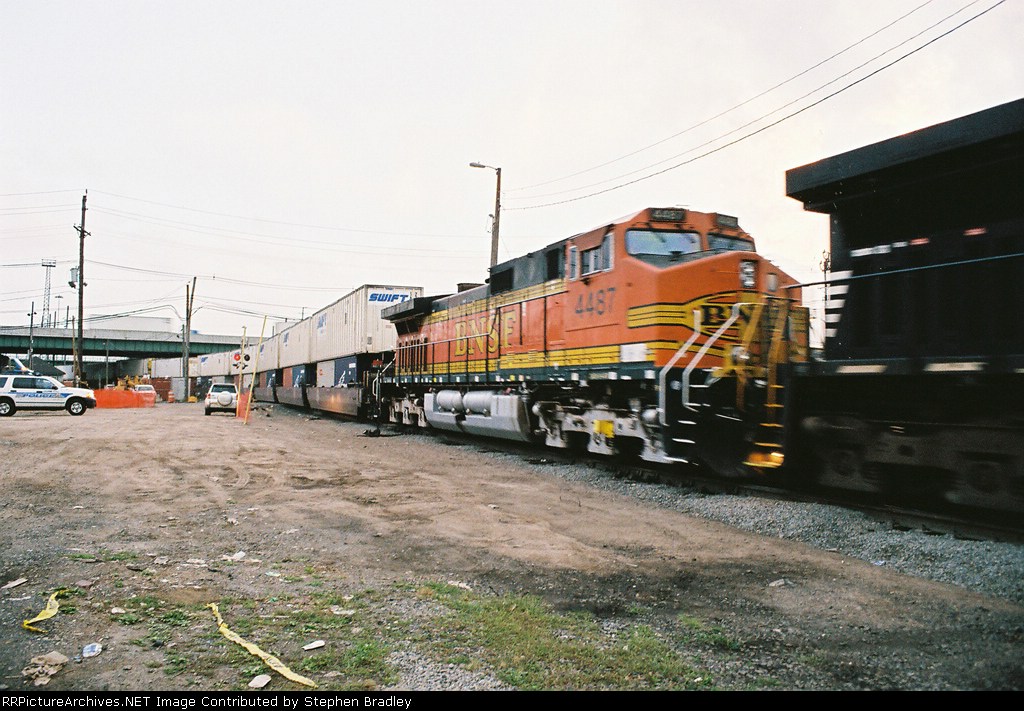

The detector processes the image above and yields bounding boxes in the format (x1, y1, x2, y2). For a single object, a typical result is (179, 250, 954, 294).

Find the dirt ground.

(0, 403, 1021, 691)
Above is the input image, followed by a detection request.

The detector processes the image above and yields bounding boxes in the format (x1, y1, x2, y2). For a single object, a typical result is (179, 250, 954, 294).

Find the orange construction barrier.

(235, 392, 249, 420)
(94, 390, 157, 409)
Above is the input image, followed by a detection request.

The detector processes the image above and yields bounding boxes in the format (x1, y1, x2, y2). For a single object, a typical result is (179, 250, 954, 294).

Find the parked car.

(132, 384, 156, 393)
(0, 374, 96, 416)
(204, 383, 238, 416)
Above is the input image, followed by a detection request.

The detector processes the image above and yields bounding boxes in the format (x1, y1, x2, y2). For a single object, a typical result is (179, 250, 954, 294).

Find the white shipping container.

(152, 356, 186, 378)
(197, 351, 231, 377)
(278, 318, 313, 368)
(251, 333, 279, 373)
(309, 284, 422, 362)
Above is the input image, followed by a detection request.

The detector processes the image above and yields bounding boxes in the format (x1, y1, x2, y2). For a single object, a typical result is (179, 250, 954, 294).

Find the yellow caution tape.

(23, 590, 64, 633)
(207, 603, 317, 688)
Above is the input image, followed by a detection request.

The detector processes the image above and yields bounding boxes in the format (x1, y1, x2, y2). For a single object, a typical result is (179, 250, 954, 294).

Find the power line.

(84, 259, 344, 291)
(90, 189, 489, 239)
(92, 207, 488, 259)
(508, 0, 940, 193)
(507, 0, 1005, 211)
(198, 301, 295, 320)
(0, 208, 80, 216)
(0, 190, 82, 197)
(0, 203, 79, 211)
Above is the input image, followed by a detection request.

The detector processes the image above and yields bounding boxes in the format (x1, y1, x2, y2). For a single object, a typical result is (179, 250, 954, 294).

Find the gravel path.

(533, 457, 1024, 605)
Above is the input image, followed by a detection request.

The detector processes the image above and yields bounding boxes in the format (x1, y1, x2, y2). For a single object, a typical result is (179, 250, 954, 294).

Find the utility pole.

(183, 277, 196, 401)
(74, 192, 89, 386)
(27, 302, 37, 365)
(69, 316, 76, 382)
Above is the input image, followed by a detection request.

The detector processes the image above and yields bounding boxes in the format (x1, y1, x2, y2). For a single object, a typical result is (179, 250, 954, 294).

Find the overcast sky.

(2, 0, 1022, 343)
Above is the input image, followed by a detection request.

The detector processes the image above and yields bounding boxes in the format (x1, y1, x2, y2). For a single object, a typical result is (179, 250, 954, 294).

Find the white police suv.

(0, 374, 97, 416)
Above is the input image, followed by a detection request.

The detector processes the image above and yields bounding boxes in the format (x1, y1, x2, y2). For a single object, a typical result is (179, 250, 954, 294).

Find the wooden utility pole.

(183, 277, 196, 401)
(74, 192, 88, 386)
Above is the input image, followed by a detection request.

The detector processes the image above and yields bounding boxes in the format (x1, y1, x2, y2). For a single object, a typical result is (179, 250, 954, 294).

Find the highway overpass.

(0, 326, 239, 360)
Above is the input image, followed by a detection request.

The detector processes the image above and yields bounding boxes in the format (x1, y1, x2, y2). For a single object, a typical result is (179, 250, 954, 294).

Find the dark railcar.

(786, 98, 1024, 514)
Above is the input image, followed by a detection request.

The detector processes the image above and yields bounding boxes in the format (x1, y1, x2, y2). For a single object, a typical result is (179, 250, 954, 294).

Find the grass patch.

(418, 582, 709, 690)
(205, 594, 399, 690)
(158, 609, 192, 627)
(676, 614, 742, 651)
(295, 639, 391, 684)
(163, 651, 190, 676)
(114, 612, 142, 626)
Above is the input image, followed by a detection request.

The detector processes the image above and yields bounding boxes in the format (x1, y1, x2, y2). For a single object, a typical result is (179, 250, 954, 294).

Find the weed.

(675, 613, 741, 651)
(419, 582, 709, 690)
(131, 595, 164, 609)
(159, 610, 191, 627)
(295, 640, 395, 688)
(163, 651, 189, 676)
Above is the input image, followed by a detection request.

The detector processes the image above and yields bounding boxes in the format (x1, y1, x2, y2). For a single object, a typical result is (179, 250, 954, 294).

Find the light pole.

(470, 162, 501, 267)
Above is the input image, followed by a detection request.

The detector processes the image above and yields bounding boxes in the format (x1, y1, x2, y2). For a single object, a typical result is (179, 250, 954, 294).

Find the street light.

(470, 162, 501, 268)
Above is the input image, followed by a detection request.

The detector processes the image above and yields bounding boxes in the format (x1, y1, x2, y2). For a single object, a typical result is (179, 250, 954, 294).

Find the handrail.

(787, 250, 1024, 290)
(681, 302, 745, 410)
(657, 310, 702, 427)
(372, 357, 395, 400)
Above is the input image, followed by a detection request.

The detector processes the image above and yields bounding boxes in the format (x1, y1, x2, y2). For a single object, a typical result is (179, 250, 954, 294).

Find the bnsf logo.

(369, 293, 410, 303)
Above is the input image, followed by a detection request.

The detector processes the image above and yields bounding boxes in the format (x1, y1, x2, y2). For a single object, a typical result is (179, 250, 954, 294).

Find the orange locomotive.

(383, 207, 809, 473)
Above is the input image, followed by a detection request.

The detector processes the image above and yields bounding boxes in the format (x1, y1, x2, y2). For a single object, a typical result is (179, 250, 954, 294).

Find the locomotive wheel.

(692, 378, 766, 480)
(694, 412, 755, 479)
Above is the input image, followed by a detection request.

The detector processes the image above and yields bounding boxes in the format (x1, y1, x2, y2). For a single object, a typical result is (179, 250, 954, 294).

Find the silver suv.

(204, 382, 238, 416)
(0, 374, 97, 416)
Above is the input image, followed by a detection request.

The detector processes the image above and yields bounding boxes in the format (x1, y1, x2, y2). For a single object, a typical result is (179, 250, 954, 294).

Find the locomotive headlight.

(739, 261, 757, 288)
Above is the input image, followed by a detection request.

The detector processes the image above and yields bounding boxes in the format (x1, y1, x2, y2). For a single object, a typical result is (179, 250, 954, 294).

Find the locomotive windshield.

(625, 230, 702, 267)
(708, 234, 755, 253)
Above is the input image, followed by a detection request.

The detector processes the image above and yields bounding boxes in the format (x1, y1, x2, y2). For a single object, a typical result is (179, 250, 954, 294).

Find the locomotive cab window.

(580, 232, 614, 276)
(707, 234, 754, 253)
(625, 229, 702, 267)
(546, 248, 564, 280)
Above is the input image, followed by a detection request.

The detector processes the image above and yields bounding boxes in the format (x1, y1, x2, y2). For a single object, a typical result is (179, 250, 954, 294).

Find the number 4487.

(575, 287, 616, 316)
